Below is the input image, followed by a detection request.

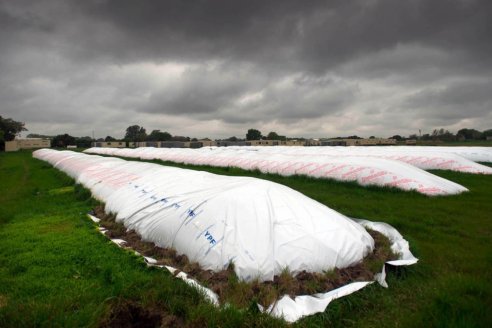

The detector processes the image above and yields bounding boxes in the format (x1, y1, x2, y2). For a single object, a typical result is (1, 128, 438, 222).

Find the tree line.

(1, 116, 491, 150)
(405, 128, 492, 142)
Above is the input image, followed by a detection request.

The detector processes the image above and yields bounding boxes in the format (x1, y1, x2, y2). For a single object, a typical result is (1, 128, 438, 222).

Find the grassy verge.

(1, 150, 491, 327)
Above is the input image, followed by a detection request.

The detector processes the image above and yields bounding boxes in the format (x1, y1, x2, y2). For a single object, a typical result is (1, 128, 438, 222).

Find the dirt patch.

(38, 221, 72, 234)
(0, 295, 7, 308)
(93, 205, 397, 308)
(100, 299, 186, 328)
(47, 186, 75, 195)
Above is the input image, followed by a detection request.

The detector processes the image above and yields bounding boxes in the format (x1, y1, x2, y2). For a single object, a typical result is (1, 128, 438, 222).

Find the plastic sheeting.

(390, 146, 492, 163)
(84, 146, 492, 173)
(262, 219, 418, 322)
(245, 146, 492, 174)
(34, 149, 374, 282)
(84, 147, 469, 196)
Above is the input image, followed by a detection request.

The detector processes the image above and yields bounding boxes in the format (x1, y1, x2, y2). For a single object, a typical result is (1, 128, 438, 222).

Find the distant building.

(245, 139, 308, 146)
(90, 138, 332, 149)
(285, 140, 307, 146)
(305, 139, 321, 146)
(405, 139, 417, 145)
(321, 139, 346, 146)
(158, 141, 184, 148)
(199, 139, 216, 147)
(321, 138, 397, 146)
(92, 141, 126, 148)
(5, 138, 51, 152)
(144, 141, 159, 148)
(91, 139, 217, 149)
(216, 140, 248, 147)
(247, 140, 282, 146)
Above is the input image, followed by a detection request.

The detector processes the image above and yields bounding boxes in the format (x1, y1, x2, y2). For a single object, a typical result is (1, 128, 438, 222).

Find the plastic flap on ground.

(355, 219, 419, 266)
(263, 219, 418, 322)
(266, 281, 372, 323)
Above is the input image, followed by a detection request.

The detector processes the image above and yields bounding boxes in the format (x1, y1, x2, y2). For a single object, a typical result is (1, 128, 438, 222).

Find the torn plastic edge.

(263, 219, 418, 322)
(87, 214, 417, 322)
(88, 214, 100, 223)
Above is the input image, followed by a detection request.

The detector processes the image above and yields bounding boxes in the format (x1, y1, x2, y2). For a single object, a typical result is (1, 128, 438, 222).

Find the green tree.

(171, 135, 190, 142)
(76, 136, 93, 148)
(0, 116, 27, 142)
(0, 116, 27, 151)
(52, 134, 76, 148)
(266, 131, 286, 141)
(105, 136, 116, 142)
(266, 131, 279, 140)
(431, 128, 455, 141)
(124, 125, 147, 142)
(147, 130, 172, 141)
(246, 129, 262, 140)
(421, 133, 431, 140)
(27, 133, 52, 139)
(457, 128, 482, 140)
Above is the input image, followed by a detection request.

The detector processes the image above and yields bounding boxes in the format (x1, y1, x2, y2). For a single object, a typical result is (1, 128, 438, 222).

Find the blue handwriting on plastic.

(204, 231, 216, 245)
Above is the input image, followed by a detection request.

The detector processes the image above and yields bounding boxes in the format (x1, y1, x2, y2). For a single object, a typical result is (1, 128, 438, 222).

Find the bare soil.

(99, 299, 186, 328)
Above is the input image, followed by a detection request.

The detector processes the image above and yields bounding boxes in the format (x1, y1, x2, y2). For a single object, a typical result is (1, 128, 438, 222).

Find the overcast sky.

(1, 0, 491, 139)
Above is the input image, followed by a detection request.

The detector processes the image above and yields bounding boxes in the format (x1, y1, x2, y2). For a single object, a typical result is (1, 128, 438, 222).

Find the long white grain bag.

(236, 146, 492, 174)
(392, 146, 492, 163)
(85, 147, 468, 196)
(34, 149, 374, 282)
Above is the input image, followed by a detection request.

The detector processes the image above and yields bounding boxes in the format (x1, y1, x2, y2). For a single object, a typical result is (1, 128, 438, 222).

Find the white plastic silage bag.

(34, 149, 374, 281)
(85, 147, 469, 195)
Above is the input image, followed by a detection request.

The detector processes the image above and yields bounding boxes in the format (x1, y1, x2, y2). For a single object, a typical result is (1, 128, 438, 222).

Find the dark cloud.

(403, 79, 492, 124)
(142, 63, 265, 116)
(140, 64, 356, 124)
(68, 0, 492, 70)
(0, 0, 491, 138)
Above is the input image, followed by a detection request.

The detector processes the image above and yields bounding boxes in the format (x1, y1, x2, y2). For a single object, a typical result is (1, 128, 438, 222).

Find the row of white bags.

(85, 147, 470, 195)
(34, 149, 418, 322)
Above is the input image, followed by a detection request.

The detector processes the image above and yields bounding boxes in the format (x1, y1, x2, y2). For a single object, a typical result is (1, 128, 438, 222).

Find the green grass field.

(1, 150, 491, 327)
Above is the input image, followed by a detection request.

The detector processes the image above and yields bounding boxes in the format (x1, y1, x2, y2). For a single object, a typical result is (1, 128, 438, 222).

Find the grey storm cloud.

(142, 63, 265, 116)
(403, 79, 492, 122)
(140, 64, 357, 124)
(70, 0, 492, 69)
(1, 0, 491, 138)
